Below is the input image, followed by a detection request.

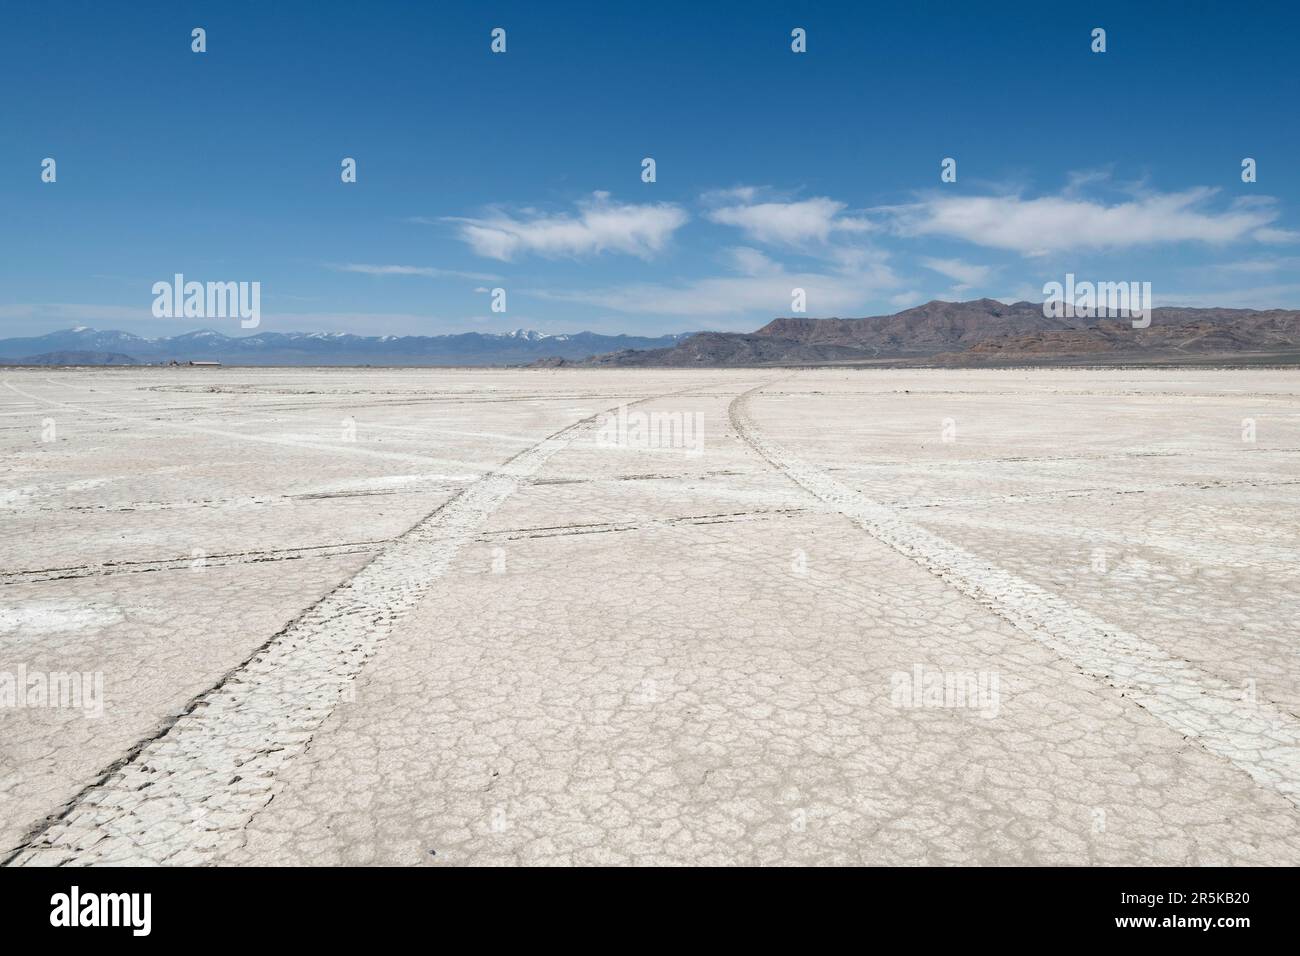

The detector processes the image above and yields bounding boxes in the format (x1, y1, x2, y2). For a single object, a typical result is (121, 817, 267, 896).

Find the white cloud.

(445, 192, 687, 261)
(706, 196, 872, 246)
(920, 257, 995, 286)
(889, 188, 1292, 255)
(1062, 168, 1115, 197)
(330, 263, 501, 281)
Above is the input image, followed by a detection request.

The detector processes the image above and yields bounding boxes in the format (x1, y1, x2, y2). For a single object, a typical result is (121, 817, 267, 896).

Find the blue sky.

(2, 0, 1298, 338)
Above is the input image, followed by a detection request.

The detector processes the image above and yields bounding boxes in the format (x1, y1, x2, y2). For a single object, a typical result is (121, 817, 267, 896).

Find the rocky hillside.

(567, 300, 1300, 367)
(753, 299, 1066, 356)
(581, 332, 870, 367)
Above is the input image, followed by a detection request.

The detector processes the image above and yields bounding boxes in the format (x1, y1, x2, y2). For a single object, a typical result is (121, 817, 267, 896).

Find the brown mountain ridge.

(559, 298, 1300, 367)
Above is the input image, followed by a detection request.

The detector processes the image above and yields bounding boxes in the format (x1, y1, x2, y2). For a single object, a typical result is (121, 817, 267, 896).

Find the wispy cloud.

(1211, 256, 1300, 274)
(1252, 227, 1300, 243)
(726, 247, 783, 276)
(888, 187, 1293, 255)
(1155, 284, 1300, 310)
(705, 193, 872, 246)
(445, 192, 688, 261)
(920, 257, 995, 287)
(329, 263, 502, 282)
(700, 186, 761, 205)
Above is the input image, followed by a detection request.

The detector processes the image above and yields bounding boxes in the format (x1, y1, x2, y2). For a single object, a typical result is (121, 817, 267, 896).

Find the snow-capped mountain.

(0, 327, 695, 366)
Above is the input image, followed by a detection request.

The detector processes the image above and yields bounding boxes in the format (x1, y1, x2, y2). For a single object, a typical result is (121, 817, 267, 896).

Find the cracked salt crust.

(5, 380, 703, 865)
(0, 602, 124, 636)
(2, 367, 1297, 865)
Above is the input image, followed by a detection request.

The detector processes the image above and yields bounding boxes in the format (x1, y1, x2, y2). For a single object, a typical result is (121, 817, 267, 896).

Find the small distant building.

(188, 360, 221, 367)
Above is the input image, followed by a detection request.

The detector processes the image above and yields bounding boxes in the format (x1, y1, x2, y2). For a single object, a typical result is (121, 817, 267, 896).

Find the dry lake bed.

(1, 366, 1297, 865)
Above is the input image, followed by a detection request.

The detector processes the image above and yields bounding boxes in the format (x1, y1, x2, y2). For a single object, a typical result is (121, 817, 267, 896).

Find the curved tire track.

(728, 383, 1300, 808)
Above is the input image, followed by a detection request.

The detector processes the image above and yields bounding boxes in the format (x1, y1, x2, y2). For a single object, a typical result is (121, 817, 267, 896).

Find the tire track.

(3, 389, 688, 866)
(728, 383, 1300, 808)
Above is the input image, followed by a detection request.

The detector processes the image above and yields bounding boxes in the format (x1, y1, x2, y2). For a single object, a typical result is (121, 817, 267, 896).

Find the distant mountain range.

(567, 299, 1300, 367)
(0, 350, 141, 366)
(0, 327, 692, 366)
(5, 300, 1300, 368)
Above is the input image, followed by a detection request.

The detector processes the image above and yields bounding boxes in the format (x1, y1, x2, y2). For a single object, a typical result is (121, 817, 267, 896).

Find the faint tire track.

(0, 541, 388, 585)
(728, 383, 1300, 808)
(3, 379, 493, 474)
